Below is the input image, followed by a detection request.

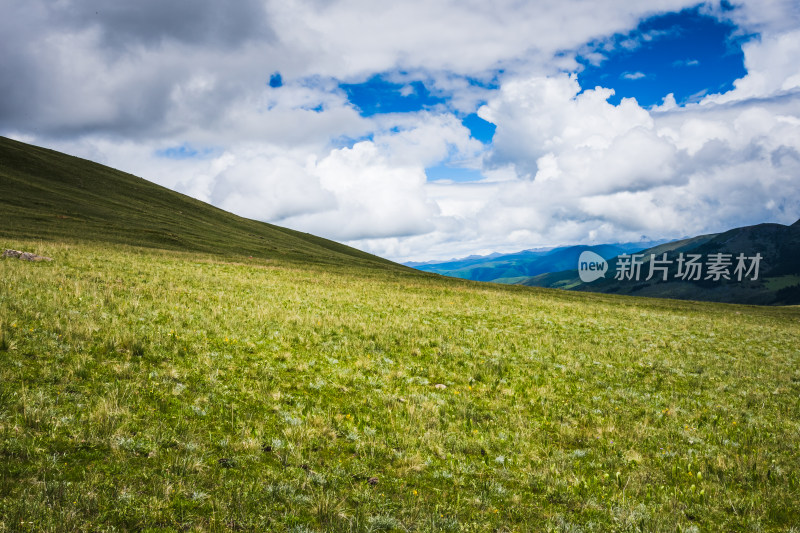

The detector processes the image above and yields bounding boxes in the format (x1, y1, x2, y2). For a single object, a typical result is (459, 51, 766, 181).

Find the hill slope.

(522, 220, 800, 305)
(0, 136, 397, 268)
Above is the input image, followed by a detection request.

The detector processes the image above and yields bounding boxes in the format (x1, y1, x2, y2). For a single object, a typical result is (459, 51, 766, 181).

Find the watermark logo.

(578, 251, 608, 283)
(577, 251, 763, 283)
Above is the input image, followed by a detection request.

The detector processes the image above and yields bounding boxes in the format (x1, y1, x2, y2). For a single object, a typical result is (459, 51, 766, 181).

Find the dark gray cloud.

(50, 0, 274, 51)
(0, 49, 39, 127)
(0, 1, 46, 127)
(0, 0, 276, 137)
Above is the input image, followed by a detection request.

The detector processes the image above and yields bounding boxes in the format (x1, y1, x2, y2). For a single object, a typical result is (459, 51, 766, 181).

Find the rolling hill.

(0, 136, 398, 269)
(521, 220, 800, 305)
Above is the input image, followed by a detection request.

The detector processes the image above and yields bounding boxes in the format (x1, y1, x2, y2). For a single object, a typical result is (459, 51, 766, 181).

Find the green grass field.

(2, 137, 800, 531)
(2, 239, 799, 532)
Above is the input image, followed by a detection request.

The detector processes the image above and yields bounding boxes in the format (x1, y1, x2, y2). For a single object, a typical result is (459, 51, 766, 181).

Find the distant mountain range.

(521, 220, 800, 305)
(408, 219, 800, 305)
(406, 241, 666, 283)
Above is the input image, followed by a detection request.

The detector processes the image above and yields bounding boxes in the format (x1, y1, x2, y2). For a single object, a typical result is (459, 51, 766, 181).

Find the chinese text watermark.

(578, 252, 762, 283)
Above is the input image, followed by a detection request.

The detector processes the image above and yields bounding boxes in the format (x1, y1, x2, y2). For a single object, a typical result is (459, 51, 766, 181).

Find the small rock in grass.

(368, 477, 379, 486)
(2, 249, 53, 262)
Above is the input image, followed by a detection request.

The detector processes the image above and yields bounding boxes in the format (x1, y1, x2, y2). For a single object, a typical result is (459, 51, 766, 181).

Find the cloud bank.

(2, 0, 799, 261)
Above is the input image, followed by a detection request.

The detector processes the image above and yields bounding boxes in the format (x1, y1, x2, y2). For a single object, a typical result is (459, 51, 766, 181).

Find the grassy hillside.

(0, 136, 397, 269)
(1, 139, 799, 531)
(2, 240, 799, 532)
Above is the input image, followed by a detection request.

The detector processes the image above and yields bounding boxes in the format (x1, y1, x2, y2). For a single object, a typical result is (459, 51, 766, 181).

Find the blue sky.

(317, 6, 753, 185)
(2, 0, 799, 260)
(340, 76, 447, 116)
(577, 6, 749, 105)
(344, 14, 746, 111)
(334, 7, 750, 115)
